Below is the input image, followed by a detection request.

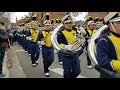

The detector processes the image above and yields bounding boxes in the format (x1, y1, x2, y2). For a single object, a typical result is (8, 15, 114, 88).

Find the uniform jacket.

(26, 29, 39, 42)
(37, 30, 53, 48)
(96, 30, 120, 72)
(57, 29, 77, 48)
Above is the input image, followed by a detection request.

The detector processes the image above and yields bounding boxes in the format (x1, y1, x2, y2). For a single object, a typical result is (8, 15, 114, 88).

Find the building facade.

(14, 12, 108, 27)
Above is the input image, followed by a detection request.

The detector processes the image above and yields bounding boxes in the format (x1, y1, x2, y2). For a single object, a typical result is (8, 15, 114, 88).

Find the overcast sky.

(10, 12, 29, 23)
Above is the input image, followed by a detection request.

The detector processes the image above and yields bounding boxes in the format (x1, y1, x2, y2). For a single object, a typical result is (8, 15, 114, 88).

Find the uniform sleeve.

(85, 29, 90, 37)
(96, 38, 114, 71)
(57, 31, 67, 48)
(19, 31, 22, 35)
(22, 30, 24, 34)
(26, 30, 31, 40)
(24, 30, 26, 35)
(20, 30, 23, 35)
(37, 32, 44, 41)
(37, 32, 44, 44)
(26, 30, 31, 36)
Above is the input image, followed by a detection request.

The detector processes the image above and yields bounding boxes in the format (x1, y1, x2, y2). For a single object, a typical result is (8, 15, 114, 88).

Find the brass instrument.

(88, 24, 120, 78)
(88, 25, 108, 66)
(51, 12, 88, 55)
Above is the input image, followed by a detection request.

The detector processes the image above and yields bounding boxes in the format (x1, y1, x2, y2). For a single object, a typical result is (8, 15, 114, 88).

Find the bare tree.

(28, 12, 34, 17)
(0, 12, 12, 26)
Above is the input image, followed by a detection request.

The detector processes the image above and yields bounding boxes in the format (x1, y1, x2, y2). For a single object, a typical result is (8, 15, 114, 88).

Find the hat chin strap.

(109, 20, 117, 33)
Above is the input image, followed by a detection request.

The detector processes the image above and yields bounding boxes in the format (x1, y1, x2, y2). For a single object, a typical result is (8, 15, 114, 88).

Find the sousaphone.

(51, 12, 88, 56)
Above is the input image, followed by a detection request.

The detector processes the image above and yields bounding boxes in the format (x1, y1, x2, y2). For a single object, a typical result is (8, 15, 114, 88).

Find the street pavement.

(7, 43, 100, 78)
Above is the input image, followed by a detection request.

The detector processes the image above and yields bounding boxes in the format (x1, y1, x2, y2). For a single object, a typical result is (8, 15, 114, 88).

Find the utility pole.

(42, 12, 43, 25)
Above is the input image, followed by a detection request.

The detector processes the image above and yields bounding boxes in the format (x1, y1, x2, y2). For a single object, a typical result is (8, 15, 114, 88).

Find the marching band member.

(51, 19, 54, 27)
(37, 20, 54, 77)
(57, 15, 81, 78)
(94, 17, 99, 23)
(16, 24, 21, 45)
(95, 21, 103, 30)
(54, 18, 63, 65)
(96, 12, 120, 78)
(20, 23, 25, 47)
(21, 23, 26, 52)
(26, 20, 32, 56)
(94, 17, 103, 30)
(24, 20, 29, 53)
(26, 15, 40, 67)
(13, 26, 17, 45)
(87, 16, 93, 22)
(85, 19, 97, 69)
(18, 23, 22, 47)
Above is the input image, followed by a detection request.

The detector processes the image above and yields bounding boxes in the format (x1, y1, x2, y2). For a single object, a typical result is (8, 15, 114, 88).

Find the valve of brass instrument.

(70, 34, 83, 50)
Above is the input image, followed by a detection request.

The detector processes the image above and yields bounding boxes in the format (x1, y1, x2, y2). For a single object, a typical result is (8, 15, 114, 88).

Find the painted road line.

(16, 49, 25, 52)
(50, 68, 87, 78)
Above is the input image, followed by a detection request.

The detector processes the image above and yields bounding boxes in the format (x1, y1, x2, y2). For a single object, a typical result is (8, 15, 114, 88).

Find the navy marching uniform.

(17, 24, 22, 46)
(26, 15, 40, 67)
(85, 19, 96, 69)
(26, 20, 32, 56)
(37, 20, 54, 77)
(24, 19, 29, 53)
(57, 15, 81, 78)
(55, 18, 63, 65)
(16, 24, 21, 45)
(21, 23, 26, 51)
(13, 28, 17, 44)
(19, 23, 24, 47)
(96, 12, 120, 78)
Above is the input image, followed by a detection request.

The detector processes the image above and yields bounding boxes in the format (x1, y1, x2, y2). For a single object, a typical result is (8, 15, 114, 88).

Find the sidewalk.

(3, 46, 26, 78)
(3, 51, 10, 78)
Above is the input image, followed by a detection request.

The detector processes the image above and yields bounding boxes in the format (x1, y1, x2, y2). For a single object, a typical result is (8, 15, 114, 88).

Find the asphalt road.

(11, 43, 100, 78)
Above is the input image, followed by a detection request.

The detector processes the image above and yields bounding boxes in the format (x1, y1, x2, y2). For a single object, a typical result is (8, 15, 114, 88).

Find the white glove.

(64, 45, 72, 51)
(29, 37, 33, 41)
(78, 26, 87, 35)
(40, 41, 45, 45)
(10, 34, 13, 36)
(87, 39, 90, 42)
